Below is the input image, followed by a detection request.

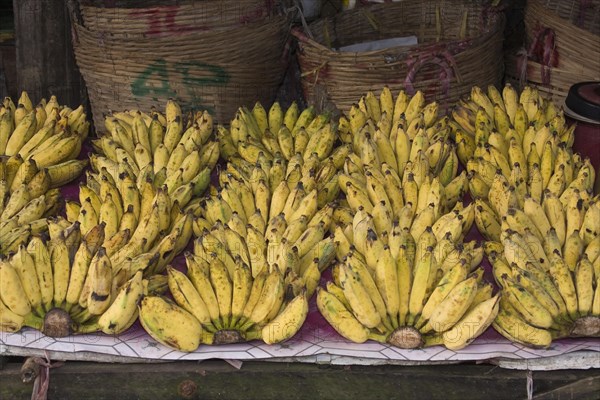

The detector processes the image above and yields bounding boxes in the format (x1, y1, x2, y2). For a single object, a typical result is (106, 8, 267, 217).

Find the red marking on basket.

(516, 47, 529, 85)
(404, 50, 457, 98)
(238, 6, 268, 24)
(129, 6, 207, 36)
(523, 26, 559, 86)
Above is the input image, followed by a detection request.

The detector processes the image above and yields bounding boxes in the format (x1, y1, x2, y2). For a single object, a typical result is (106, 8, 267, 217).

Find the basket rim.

(527, 0, 600, 40)
(291, 2, 505, 57)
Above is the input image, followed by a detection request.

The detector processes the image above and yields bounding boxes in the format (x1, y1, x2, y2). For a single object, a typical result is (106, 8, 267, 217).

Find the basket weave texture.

(505, 0, 600, 105)
(293, 1, 505, 113)
(71, 1, 290, 129)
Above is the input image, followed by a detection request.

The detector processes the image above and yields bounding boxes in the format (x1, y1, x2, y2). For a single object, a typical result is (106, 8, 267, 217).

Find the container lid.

(565, 82, 600, 123)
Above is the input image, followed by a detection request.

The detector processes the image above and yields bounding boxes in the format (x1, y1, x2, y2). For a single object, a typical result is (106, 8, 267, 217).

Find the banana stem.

(367, 331, 389, 343)
(75, 321, 100, 334)
(244, 329, 262, 341)
(23, 313, 44, 330)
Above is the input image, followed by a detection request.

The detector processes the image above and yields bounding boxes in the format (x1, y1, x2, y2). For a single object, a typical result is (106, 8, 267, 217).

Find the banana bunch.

(337, 162, 468, 230)
(0, 157, 64, 254)
(0, 219, 166, 337)
(138, 223, 316, 351)
(188, 167, 337, 294)
(485, 190, 599, 347)
(65, 162, 196, 276)
(0, 92, 90, 254)
(217, 101, 339, 165)
(473, 150, 596, 243)
(452, 84, 573, 172)
(1, 92, 89, 182)
(337, 88, 460, 186)
(90, 99, 217, 204)
(320, 200, 500, 350)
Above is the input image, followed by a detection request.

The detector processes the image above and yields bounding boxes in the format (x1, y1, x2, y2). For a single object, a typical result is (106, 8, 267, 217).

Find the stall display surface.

(1, 175, 599, 371)
(2, 293, 599, 370)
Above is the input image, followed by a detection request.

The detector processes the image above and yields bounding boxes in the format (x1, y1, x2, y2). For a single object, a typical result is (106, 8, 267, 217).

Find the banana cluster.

(191, 166, 337, 293)
(217, 101, 338, 165)
(485, 185, 599, 347)
(473, 152, 596, 244)
(0, 219, 163, 337)
(321, 200, 499, 350)
(138, 139, 346, 352)
(452, 84, 573, 171)
(65, 165, 195, 277)
(454, 85, 600, 346)
(1, 91, 90, 166)
(337, 88, 460, 186)
(90, 99, 217, 205)
(139, 224, 319, 351)
(0, 157, 62, 254)
(0, 92, 90, 254)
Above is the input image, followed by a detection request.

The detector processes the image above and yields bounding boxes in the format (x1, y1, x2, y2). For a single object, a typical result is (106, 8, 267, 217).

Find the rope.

(30, 351, 64, 400)
(526, 370, 534, 400)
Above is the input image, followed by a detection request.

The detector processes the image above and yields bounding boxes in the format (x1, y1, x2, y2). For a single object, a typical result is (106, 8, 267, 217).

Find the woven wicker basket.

(504, 54, 587, 106)
(79, 1, 274, 38)
(292, 1, 505, 113)
(71, 1, 289, 130)
(505, 0, 600, 105)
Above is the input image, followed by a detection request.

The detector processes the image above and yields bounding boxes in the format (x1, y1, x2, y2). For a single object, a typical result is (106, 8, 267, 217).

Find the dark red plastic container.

(564, 82, 600, 193)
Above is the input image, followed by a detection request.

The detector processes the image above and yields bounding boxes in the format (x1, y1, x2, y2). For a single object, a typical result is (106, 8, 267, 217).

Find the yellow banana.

(317, 287, 370, 343)
(86, 248, 113, 315)
(138, 296, 202, 352)
(98, 271, 144, 335)
(429, 276, 478, 332)
(261, 290, 309, 344)
(0, 258, 32, 316)
(442, 294, 500, 350)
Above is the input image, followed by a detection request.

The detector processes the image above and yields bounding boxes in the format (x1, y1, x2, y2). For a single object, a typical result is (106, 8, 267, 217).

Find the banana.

(419, 261, 469, 326)
(261, 290, 309, 344)
(99, 271, 144, 335)
(0, 258, 32, 316)
(47, 159, 88, 188)
(339, 262, 381, 329)
(442, 294, 500, 350)
(1, 183, 30, 220)
(8, 246, 42, 318)
(138, 296, 202, 352)
(15, 195, 46, 226)
(293, 222, 326, 258)
(575, 256, 594, 316)
(167, 266, 212, 328)
(5, 110, 37, 156)
(50, 233, 71, 308)
(543, 190, 567, 245)
(547, 251, 579, 320)
(493, 302, 552, 348)
(428, 276, 478, 332)
(25, 236, 53, 311)
(246, 265, 284, 327)
(346, 251, 390, 330)
(209, 256, 233, 326)
(317, 287, 370, 343)
(0, 296, 29, 332)
(408, 246, 436, 323)
(86, 248, 113, 315)
(563, 230, 585, 272)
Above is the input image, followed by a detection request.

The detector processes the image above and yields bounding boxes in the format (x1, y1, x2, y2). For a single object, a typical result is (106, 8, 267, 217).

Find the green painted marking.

(131, 59, 230, 113)
(131, 59, 175, 98)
